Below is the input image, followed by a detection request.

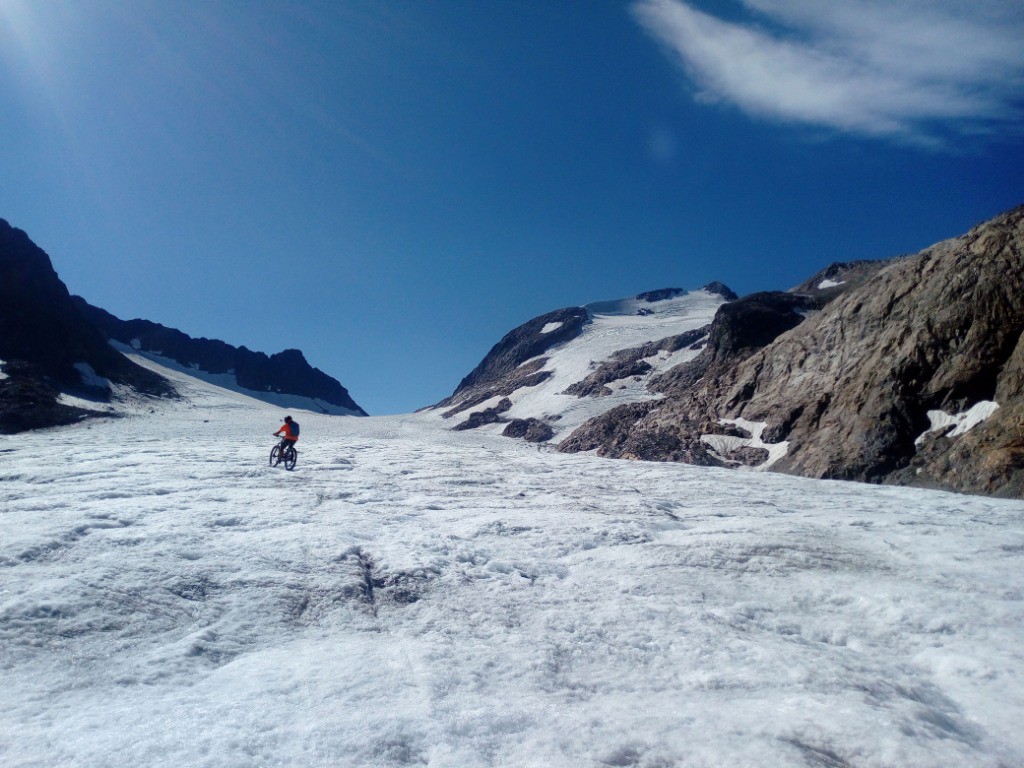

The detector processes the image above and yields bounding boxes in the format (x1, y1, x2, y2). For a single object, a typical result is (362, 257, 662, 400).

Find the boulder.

(502, 418, 554, 443)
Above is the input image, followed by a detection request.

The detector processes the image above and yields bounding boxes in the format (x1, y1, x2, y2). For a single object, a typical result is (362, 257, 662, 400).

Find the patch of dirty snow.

(916, 401, 1000, 445)
(701, 418, 789, 470)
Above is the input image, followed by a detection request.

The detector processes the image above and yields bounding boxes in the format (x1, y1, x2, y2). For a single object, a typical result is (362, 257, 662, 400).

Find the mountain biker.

(274, 415, 299, 456)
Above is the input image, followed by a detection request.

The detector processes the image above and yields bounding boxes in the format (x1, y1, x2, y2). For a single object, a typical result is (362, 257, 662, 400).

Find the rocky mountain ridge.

(0, 218, 366, 431)
(74, 301, 366, 416)
(0, 219, 174, 432)
(559, 206, 1024, 498)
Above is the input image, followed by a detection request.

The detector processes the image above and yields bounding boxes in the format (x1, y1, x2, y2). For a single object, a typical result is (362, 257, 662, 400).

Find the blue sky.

(1, 0, 1022, 414)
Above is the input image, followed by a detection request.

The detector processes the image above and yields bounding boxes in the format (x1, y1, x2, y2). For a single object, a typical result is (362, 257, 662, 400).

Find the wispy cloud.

(632, 0, 1024, 145)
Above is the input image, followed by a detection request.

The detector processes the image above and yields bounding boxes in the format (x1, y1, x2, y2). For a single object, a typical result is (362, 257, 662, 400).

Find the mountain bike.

(270, 440, 298, 470)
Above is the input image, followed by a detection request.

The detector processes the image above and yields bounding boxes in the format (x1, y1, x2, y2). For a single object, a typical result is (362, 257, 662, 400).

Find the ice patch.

(916, 401, 1000, 445)
(74, 362, 111, 391)
(818, 279, 846, 289)
(0, 358, 8, 381)
(57, 393, 117, 413)
(540, 322, 564, 334)
(701, 418, 789, 470)
(130, 338, 142, 350)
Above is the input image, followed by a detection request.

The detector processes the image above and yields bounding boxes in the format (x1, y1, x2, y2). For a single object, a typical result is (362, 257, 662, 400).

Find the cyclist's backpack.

(291, 421, 300, 437)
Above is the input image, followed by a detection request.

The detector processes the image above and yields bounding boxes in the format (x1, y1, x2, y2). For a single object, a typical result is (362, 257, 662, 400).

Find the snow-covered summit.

(426, 287, 731, 441)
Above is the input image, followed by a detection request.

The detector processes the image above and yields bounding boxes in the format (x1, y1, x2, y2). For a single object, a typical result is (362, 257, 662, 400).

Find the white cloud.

(632, 0, 1024, 145)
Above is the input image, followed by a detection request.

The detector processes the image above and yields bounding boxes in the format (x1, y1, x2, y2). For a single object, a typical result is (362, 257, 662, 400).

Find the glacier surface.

(2, 359, 1023, 767)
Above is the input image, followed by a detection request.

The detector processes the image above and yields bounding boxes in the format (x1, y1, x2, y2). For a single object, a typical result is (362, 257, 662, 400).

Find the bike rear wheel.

(283, 445, 297, 470)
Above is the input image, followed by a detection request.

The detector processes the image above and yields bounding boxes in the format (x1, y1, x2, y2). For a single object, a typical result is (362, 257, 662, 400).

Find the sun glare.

(0, 0, 66, 96)
(0, 0, 38, 55)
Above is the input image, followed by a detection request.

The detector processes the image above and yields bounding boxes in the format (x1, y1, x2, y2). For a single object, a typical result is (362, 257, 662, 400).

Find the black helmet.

(284, 415, 292, 422)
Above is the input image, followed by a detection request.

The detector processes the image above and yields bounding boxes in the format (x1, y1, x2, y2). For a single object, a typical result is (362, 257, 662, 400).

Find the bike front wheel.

(270, 445, 281, 466)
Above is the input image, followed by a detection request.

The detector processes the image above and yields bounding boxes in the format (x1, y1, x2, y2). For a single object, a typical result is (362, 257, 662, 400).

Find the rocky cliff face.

(561, 206, 1024, 498)
(0, 219, 170, 391)
(0, 219, 172, 432)
(75, 302, 367, 416)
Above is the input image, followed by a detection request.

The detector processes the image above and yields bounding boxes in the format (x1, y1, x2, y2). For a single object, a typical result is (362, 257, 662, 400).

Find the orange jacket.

(275, 422, 298, 442)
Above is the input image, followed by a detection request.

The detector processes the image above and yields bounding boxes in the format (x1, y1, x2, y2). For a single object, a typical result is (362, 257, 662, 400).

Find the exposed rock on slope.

(561, 205, 1024, 498)
(75, 301, 367, 416)
(502, 418, 554, 442)
(789, 259, 891, 298)
(559, 290, 824, 460)
(636, 288, 686, 303)
(0, 361, 95, 433)
(564, 326, 709, 398)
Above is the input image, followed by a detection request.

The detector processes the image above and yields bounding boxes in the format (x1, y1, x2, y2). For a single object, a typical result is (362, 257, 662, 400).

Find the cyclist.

(273, 415, 300, 457)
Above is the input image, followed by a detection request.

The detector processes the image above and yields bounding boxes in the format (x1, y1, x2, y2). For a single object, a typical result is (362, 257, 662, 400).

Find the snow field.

(2, 370, 1024, 767)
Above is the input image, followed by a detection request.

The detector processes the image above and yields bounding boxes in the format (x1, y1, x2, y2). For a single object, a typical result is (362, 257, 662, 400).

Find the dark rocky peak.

(74, 299, 368, 416)
(0, 219, 61, 293)
(701, 282, 738, 301)
(636, 288, 686, 303)
(0, 220, 170, 394)
(705, 291, 822, 363)
(0, 219, 172, 432)
(270, 349, 307, 366)
(0, 219, 118, 386)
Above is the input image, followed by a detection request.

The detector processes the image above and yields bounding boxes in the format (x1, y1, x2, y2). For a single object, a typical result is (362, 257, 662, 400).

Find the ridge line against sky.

(1, 1, 1022, 414)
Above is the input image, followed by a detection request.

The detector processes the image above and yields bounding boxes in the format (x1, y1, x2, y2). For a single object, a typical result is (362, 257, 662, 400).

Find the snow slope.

(3, 358, 1024, 767)
(111, 341, 364, 416)
(428, 289, 724, 440)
